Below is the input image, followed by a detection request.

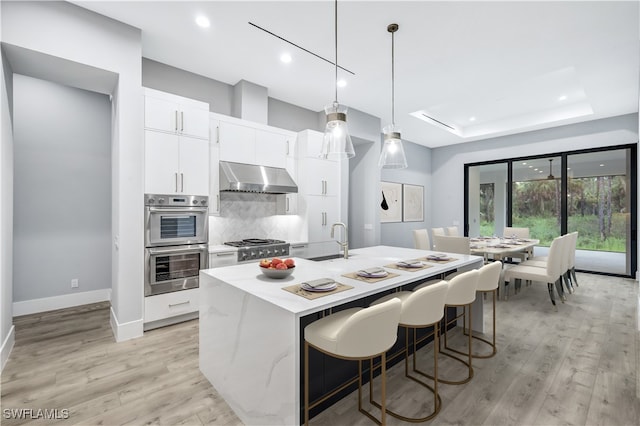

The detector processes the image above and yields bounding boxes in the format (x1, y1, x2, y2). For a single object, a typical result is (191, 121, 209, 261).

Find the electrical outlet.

(71, 278, 79, 288)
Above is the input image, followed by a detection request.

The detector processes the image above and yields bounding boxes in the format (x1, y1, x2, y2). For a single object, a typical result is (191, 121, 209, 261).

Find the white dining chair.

(446, 226, 460, 236)
(432, 235, 470, 255)
(413, 229, 431, 250)
(503, 226, 531, 262)
(503, 235, 565, 309)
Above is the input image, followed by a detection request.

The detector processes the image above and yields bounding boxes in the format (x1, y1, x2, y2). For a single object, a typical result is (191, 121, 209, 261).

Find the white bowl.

(259, 265, 295, 279)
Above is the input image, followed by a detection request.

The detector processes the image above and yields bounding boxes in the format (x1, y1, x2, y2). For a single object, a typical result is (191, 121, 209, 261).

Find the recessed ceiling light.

(528, 165, 533, 168)
(599, 164, 604, 167)
(337, 79, 347, 88)
(522, 162, 527, 165)
(539, 170, 543, 173)
(469, 116, 476, 122)
(558, 95, 567, 101)
(195, 15, 210, 28)
(534, 168, 538, 171)
(280, 53, 292, 63)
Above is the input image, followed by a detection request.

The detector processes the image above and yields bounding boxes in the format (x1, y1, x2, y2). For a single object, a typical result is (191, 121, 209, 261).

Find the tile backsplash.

(208, 192, 304, 244)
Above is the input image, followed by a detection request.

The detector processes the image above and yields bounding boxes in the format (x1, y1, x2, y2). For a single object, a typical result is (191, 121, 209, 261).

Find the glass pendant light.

(378, 23, 408, 169)
(320, 0, 355, 160)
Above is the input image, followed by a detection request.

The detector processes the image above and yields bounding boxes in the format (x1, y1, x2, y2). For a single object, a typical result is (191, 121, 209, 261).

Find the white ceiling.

(73, 0, 639, 148)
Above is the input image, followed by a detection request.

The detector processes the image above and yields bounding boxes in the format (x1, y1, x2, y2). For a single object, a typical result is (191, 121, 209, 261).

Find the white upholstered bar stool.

(412, 229, 431, 250)
(304, 298, 402, 426)
(467, 261, 502, 358)
(369, 281, 449, 422)
(415, 269, 479, 385)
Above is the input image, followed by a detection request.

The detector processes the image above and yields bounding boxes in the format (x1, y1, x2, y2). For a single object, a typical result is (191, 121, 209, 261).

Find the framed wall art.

(380, 181, 402, 223)
(403, 184, 424, 222)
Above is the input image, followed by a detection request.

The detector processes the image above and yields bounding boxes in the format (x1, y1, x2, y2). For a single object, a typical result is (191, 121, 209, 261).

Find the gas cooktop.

(224, 238, 286, 248)
(224, 239, 289, 262)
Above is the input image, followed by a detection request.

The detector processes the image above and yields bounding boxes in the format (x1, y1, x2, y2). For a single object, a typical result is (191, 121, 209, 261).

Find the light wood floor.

(1, 272, 638, 426)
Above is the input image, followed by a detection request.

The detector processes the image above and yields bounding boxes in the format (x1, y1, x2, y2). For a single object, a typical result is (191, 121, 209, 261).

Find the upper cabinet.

(144, 88, 210, 196)
(144, 88, 209, 140)
(213, 113, 295, 169)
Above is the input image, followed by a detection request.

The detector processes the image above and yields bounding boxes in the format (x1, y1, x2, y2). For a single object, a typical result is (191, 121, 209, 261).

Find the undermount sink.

(308, 253, 353, 262)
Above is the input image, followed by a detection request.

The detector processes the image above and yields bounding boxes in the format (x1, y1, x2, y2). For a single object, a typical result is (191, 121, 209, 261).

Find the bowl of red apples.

(258, 257, 296, 279)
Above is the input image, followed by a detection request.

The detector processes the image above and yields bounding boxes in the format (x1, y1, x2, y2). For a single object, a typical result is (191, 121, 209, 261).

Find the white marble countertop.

(200, 245, 484, 317)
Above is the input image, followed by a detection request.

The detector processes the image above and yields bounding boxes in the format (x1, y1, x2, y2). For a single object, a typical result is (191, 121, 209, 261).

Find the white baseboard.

(1, 325, 15, 372)
(109, 307, 143, 342)
(12, 289, 111, 317)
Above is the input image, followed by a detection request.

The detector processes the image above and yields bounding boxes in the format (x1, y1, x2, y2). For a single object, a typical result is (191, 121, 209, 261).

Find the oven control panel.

(145, 193, 208, 207)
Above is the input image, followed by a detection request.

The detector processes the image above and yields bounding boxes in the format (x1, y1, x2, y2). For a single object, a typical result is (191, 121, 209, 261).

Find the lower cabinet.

(144, 288, 199, 330)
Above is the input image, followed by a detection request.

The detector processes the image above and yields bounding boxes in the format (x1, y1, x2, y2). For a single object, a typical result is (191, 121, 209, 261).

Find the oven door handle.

(147, 206, 208, 213)
(147, 244, 208, 255)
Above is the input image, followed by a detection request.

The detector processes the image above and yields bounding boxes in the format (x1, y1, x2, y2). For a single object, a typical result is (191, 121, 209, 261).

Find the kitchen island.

(199, 246, 484, 425)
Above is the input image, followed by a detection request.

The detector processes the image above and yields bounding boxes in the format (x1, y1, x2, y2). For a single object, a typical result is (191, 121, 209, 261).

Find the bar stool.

(369, 280, 449, 422)
(304, 298, 402, 426)
(415, 269, 479, 385)
(466, 261, 502, 358)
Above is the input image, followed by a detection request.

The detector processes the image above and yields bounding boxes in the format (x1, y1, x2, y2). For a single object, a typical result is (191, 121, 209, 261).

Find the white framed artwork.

(380, 181, 402, 223)
(403, 184, 424, 222)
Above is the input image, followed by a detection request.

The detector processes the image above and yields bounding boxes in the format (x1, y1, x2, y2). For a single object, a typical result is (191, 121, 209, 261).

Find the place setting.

(385, 259, 433, 272)
(282, 278, 353, 300)
(342, 267, 400, 283)
(422, 253, 458, 264)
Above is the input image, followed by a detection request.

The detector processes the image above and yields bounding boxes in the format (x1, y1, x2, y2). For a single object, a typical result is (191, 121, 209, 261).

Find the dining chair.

(446, 226, 460, 236)
(431, 228, 445, 250)
(432, 235, 470, 255)
(413, 229, 431, 250)
(503, 226, 531, 262)
(502, 235, 565, 309)
(520, 233, 573, 295)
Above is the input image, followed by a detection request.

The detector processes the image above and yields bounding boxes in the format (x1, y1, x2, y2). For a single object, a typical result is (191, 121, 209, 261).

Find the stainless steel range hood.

(219, 161, 298, 194)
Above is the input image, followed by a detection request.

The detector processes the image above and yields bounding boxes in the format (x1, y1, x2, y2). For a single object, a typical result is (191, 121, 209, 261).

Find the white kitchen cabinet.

(300, 157, 339, 197)
(306, 195, 340, 242)
(209, 119, 221, 216)
(144, 88, 209, 139)
(297, 129, 345, 245)
(144, 288, 199, 328)
(208, 250, 238, 268)
(218, 120, 256, 163)
(144, 130, 209, 196)
(255, 130, 289, 168)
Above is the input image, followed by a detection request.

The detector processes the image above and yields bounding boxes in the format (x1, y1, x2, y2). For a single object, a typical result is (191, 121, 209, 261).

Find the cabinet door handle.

(286, 197, 289, 212)
(169, 301, 190, 308)
(216, 125, 220, 143)
(216, 252, 235, 257)
(180, 173, 184, 192)
(181, 111, 184, 132)
(286, 140, 289, 155)
(216, 194, 220, 211)
(175, 173, 178, 192)
(175, 111, 178, 132)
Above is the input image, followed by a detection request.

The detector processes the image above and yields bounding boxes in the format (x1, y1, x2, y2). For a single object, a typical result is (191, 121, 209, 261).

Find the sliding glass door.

(464, 145, 636, 277)
(566, 149, 631, 275)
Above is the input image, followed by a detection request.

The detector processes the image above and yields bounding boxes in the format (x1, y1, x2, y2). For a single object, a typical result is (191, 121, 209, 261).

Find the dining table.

(469, 236, 540, 263)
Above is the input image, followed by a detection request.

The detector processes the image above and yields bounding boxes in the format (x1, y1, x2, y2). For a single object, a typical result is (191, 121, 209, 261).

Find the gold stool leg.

(304, 341, 309, 426)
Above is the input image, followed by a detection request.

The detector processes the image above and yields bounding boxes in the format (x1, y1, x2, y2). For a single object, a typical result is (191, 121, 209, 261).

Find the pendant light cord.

(391, 29, 395, 125)
(334, 0, 338, 104)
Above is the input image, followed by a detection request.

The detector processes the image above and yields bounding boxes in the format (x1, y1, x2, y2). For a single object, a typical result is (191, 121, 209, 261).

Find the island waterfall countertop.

(199, 245, 484, 426)
(201, 245, 483, 317)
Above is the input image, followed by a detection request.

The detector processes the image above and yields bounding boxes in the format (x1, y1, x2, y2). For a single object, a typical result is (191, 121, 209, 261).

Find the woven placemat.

(385, 261, 433, 272)
(422, 256, 458, 264)
(282, 282, 353, 300)
(341, 271, 400, 283)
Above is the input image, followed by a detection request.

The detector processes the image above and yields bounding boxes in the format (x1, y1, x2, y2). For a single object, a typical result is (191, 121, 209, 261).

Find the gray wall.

(13, 75, 111, 301)
(268, 97, 320, 132)
(380, 140, 432, 248)
(1, 45, 15, 369)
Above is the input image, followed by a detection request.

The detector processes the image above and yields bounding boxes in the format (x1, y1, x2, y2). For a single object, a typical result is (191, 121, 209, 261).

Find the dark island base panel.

(299, 276, 459, 423)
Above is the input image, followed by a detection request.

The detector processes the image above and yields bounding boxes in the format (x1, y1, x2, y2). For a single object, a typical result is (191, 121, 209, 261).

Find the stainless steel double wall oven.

(144, 194, 208, 296)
